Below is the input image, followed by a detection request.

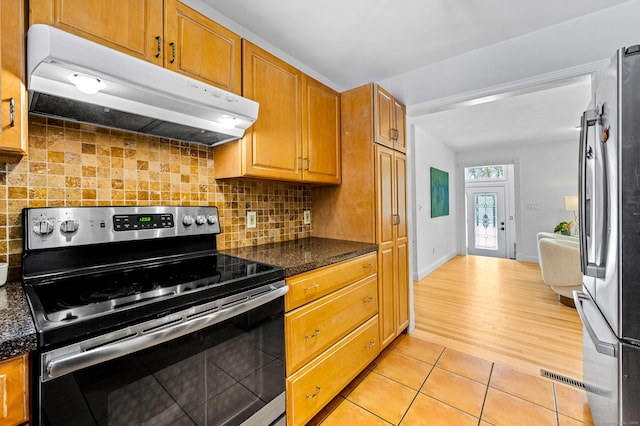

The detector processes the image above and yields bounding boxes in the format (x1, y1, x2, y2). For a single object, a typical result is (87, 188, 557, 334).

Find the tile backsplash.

(0, 117, 312, 280)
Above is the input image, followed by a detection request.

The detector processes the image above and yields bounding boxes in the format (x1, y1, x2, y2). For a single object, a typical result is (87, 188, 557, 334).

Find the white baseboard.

(415, 250, 458, 281)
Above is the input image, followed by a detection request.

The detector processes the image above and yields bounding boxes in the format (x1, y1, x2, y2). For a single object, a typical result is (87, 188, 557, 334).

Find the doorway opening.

(465, 164, 516, 259)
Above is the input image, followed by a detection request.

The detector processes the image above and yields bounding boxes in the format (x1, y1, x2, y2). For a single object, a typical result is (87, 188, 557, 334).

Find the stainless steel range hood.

(27, 25, 258, 146)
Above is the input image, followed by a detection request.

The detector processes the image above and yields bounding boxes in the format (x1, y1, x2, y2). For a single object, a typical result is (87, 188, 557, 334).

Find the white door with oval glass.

(466, 187, 507, 258)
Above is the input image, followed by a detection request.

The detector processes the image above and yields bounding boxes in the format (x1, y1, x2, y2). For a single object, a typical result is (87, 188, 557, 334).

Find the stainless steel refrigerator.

(574, 45, 640, 425)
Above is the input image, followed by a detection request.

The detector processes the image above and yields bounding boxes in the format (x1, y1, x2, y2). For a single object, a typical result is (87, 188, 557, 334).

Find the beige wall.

(1, 116, 312, 280)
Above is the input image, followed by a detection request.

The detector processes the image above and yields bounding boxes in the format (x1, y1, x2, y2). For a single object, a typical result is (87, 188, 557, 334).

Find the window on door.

(473, 192, 498, 250)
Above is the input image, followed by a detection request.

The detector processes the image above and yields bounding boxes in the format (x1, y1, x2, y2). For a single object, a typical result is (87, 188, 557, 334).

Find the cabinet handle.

(304, 158, 310, 171)
(169, 42, 176, 63)
(306, 386, 321, 399)
(9, 98, 15, 127)
(363, 263, 373, 269)
(298, 156, 304, 170)
(304, 284, 319, 291)
(305, 329, 320, 339)
(155, 36, 161, 58)
(365, 340, 376, 349)
(392, 214, 400, 225)
(363, 296, 374, 303)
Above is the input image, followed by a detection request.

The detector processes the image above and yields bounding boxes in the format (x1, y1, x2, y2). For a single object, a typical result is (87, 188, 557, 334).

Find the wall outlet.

(247, 211, 257, 229)
(303, 210, 311, 225)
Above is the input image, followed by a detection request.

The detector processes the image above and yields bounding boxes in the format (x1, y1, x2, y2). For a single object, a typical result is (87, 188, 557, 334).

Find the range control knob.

(33, 220, 54, 236)
(60, 219, 79, 233)
(206, 215, 218, 225)
(182, 215, 194, 226)
(195, 215, 206, 225)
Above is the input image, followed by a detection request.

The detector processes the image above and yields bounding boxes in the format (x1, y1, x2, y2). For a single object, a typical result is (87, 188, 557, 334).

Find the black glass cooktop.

(25, 253, 284, 347)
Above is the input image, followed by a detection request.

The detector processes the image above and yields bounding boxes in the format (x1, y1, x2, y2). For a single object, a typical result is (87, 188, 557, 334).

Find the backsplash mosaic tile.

(0, 117, 312, 280)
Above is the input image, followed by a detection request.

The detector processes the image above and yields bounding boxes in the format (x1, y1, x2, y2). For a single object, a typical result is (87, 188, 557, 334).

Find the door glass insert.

(474, 192, 498, 250)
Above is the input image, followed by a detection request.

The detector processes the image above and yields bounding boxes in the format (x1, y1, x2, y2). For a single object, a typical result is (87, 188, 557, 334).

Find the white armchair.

(536, 232, 582, 307)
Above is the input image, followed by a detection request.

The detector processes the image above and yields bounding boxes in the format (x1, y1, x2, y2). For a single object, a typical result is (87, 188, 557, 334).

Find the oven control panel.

(113, 213, 174, 231)
(24, 206, 221, 250)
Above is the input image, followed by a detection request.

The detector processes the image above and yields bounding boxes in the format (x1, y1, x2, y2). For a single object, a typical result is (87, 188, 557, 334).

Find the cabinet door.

(374, 85, 394, 149)
(0, 0, 28, 156)
(376, 145, 395, 246)
(0, 354, 29, 425)
(164, 0, 241, 94)
(393, 98, 407, 153)
(242, 41, 302, 180)
(30, 0, 164, 66)
(395, 152, 409, 332)
(376, 145, 397, 348)
(301, 76, 341, 184)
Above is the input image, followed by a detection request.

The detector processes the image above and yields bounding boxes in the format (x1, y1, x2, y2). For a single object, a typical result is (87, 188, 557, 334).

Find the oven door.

(35, 291, 286, 426)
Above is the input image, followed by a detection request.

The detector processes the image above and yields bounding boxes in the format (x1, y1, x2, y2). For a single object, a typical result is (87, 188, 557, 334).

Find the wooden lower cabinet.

(285, 252, 376, 312)
(286, 316, 379, 426)
(285, 275, 377, 374)
(284, 253, 379, 426)
(0, 354, 29, 426)
(376, 145, 409, 348)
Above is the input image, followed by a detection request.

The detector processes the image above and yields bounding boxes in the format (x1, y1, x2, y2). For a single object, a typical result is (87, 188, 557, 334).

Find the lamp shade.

(563, 195, 579, 211)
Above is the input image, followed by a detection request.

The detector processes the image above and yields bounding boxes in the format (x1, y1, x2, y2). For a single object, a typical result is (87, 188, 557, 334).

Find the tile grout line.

(477, 362, 495, 425)
(394, 346, 445, 425)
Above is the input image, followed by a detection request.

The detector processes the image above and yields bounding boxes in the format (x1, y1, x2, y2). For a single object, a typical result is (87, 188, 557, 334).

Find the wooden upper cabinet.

(30, 0, 241, 93)
(374, 86, 394, 149)
(214, 41, 341, 184)
(393, 98, 406, 152)
(0, 0, 28, 157)
(302, 75, 341, 184)
(241, 40, 302, 181)
(164, 0, 241, 94)
(30, 0, 164, 66)
(374, 85, 406, 153)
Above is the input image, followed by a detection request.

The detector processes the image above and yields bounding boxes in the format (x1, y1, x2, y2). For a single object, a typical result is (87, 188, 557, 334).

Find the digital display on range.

(113, 214, 174, 231)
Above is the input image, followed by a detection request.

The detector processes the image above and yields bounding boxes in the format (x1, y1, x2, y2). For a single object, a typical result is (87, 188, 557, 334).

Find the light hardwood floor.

(412, 255, 583, 381)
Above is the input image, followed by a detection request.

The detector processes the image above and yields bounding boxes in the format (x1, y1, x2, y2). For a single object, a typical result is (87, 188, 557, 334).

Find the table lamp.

(563, 195, 579, 235)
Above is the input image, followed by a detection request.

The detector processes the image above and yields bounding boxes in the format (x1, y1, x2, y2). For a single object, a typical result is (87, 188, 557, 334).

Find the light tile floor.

(310, 333, 594, 426)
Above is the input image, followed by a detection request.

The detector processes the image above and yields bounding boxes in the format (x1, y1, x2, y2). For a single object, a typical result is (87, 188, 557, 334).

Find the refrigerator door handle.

(573, 291, 617, 357)
(578, 109, 606, 278)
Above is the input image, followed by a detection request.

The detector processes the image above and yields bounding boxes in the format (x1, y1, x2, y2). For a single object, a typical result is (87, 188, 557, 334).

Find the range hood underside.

(30, 92, 236, 146)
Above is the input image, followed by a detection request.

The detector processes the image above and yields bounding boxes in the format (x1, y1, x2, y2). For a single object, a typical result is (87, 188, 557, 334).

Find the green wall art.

(430, 167, 449, 218)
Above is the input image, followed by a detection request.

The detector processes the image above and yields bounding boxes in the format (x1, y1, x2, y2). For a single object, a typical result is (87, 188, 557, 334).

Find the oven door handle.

(45, 285, 289, 381)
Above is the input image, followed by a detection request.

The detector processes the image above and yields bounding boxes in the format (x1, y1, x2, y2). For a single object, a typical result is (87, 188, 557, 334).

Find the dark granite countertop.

(221, 237, 378, 277)
(0, 281, 37, 360)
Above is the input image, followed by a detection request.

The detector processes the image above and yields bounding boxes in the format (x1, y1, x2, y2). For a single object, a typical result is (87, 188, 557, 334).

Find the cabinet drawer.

(286, 315, 379, 426)
(285, 252, 376, 311)
(285, 275, 377, 374)
(0, 354, 29, 425)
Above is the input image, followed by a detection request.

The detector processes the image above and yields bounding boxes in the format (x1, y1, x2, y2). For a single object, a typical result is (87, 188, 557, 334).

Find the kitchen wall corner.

(0, 116, 312, 280)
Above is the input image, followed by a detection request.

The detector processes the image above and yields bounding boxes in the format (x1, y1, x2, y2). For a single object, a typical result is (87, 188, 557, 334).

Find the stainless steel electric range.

(21, 206, 287, 426)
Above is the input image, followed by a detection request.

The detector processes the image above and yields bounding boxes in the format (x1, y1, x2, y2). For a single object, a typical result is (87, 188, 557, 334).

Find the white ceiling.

(413, 77, 592, 152)
(202, 0, 628, 91)
(199, 0, 627, 150)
